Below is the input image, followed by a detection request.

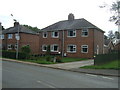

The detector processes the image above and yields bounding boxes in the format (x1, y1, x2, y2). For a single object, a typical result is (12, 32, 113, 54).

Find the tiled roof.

(41, 18, 104, 32)
(2, 25, 37, 34)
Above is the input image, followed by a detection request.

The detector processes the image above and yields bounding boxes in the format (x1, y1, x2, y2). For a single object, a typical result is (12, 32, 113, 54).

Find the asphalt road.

(2, 61, 118, 88)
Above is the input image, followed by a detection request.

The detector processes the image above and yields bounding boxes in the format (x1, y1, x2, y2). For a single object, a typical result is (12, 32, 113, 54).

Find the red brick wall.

(39, 29, 101, 58)
(94, 29, 104, 55)
(5, 33, 40, 54)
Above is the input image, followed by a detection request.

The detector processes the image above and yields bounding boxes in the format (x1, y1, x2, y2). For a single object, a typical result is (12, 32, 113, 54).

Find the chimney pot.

(68, 13, 74, 21)
(14, 22, 19, 27)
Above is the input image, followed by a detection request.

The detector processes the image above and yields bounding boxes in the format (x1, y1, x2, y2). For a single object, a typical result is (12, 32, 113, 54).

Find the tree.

(23, 25, 40, 32)
(104, 35, 108, 39)
(21, 45, 31, 58)
(107, 30, 115, 39)
(115, 31, 120, 39)
(100, 1, 120, 25)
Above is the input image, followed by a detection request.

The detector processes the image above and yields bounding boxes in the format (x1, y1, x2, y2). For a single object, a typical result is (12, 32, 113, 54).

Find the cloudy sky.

(0, 0, 118, 34)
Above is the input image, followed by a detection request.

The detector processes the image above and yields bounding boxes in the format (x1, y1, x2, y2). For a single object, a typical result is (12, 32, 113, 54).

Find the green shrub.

(56, 56, 62, 63)
(46, 55, 52, 61)
(2, 50, 27, 59)
(21, 45, 31, 54)
(46, 45, 51, 55)
(21, 45, 31, 59)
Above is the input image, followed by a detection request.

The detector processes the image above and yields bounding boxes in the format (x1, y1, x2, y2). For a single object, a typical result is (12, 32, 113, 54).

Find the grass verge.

(61, 57, 87, 63)
(3, 56, 87, 64)
(81, 60, 120, 70)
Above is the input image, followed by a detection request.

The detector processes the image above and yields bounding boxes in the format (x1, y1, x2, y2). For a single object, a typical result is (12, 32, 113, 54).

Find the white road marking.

(37, 80, 56, 88)
(102, 76, 114, 80)
(86, 74, 97, 77)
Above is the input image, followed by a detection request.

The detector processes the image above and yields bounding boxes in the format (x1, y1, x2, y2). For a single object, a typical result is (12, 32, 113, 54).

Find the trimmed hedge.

(2, 50, 27, 59)
(94, 52, 119, 65)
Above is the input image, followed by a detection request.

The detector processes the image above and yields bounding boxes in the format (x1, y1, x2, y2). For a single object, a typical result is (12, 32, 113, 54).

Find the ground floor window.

(67, 44, 76, 53)
(81, 45, 88, 53)
(42, 45, 47, 51)
(14, 43, 18, 50)
(7, 44, 13, 50)
(51, 44, 59, 52)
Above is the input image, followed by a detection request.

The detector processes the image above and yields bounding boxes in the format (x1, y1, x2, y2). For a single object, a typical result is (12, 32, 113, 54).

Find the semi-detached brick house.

(40, 13, 105, 58)
(1, 22, 40, 54)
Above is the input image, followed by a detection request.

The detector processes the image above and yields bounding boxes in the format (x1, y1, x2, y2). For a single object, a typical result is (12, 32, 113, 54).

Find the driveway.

(44, 59, 94, 69)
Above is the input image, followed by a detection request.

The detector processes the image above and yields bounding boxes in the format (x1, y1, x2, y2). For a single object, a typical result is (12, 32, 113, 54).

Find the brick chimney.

(14, 22, 19, 27)
(68, 13, 74, 21)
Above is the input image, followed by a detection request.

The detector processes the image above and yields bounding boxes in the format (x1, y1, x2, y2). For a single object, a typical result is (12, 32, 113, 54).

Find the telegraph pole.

(11, 14, 20, 59)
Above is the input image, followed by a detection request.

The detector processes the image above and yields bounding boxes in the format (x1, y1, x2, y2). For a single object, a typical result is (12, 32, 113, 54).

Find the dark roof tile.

(2, 25, 37, 34)
(41, 18, 104, 33)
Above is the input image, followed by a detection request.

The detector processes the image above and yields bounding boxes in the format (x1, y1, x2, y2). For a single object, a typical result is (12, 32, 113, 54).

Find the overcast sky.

(0, 0, 118, 34)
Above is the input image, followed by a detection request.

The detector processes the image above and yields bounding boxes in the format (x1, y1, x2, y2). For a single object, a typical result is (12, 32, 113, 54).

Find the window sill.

(67, 51, 76, 53)
(67, 36, 76, 38)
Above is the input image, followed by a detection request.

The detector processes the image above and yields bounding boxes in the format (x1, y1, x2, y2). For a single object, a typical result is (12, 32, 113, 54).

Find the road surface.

(2, 61, 118, 88)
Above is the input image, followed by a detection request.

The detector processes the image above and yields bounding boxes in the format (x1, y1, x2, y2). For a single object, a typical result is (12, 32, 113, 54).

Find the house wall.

(94, 29, 104, 55)
(114, 43, 120, 51)
(39, 29, 97, 58)
(20, 33, 40, 54)
(4, 33, 40, 54)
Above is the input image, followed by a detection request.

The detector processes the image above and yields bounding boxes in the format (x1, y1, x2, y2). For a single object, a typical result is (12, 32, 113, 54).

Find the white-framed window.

(42, 45, 47, 51)
(8, 34, 13, 39)
(82, 29, 88, 37)
(43, 32, 47, 38)
(51, 44, 59, 52)
(51, 31, 59, 38)
(81, 45, 88, 53)
(7, 44, 12, 50)
(67, 44, 76, 53)
(67, 30, 76, 37)
(0, 34, 4, 39)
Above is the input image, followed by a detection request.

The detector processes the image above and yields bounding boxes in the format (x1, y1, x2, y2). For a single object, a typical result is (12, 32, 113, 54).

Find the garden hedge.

(2, 50, 27, 59)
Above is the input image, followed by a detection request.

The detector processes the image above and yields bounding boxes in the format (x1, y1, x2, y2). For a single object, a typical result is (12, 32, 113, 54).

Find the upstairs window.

(81, 45, 88, 53)
(8, 34, 13, 39)
(67, 30, 76, 37)
(67, 44, 76, 53)
(51, 44, 59, 52)
(43, 32, 47, 38)
(52, 31, 59, 38)
(82, 29, 88, 37)
(42, 45, 47, 51)
(0, 34, 4, 39)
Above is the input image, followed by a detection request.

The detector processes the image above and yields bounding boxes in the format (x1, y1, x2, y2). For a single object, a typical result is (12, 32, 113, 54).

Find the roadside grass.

(2, 56, 87, 64)
(81, 60, 120, 70)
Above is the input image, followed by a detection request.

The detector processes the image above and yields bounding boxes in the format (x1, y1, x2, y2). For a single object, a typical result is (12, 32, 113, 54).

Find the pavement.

(1, 58, 119, 77)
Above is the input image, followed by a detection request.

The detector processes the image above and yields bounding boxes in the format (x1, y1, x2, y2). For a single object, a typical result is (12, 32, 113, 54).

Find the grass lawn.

(81, 60, 120, 70)
(61, 57, 87, 63)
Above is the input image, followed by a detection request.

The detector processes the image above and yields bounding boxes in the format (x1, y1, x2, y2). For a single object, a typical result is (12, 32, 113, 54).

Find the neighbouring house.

(40, 13, 105, 58)
(113, 39, 120, 51)
(1, 22, 40, 54)
(104, 39, 114, 54)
